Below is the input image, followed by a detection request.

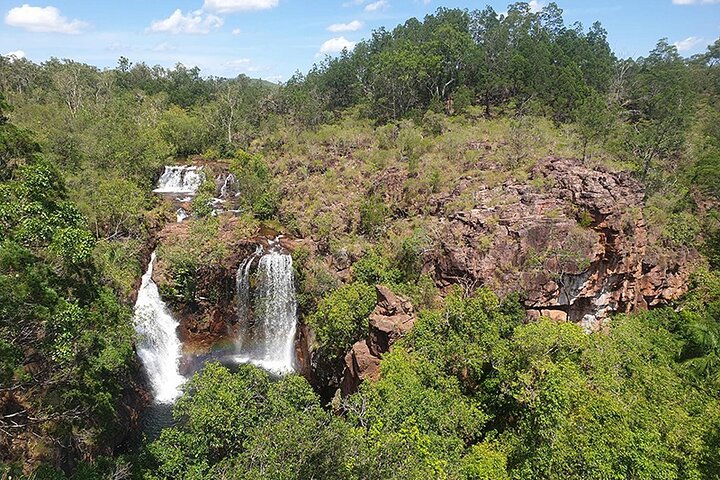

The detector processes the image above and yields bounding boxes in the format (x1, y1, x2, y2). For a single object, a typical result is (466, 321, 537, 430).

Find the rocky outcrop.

(429, 156, 700, 331)
(340, 286, 415, 395)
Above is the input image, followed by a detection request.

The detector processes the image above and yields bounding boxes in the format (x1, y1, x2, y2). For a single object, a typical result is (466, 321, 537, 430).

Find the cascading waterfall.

(153, 166, 203, 194)
(235, 240, 297, 374)
(220, 173, 238, 198)
(133, 252, 185, 403)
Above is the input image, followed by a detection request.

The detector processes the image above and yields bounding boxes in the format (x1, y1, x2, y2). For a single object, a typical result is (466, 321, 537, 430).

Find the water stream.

(132, 252, 185, 403)
(235, 238, 297, 374)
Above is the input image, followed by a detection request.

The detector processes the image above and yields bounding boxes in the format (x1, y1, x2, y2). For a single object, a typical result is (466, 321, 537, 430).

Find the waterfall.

(153, 166, 203, 194)
(176, 208, 190, 223)
(220, 173, 238, 198)
(235, 241, 297, 374)
(133, 252, 185, 403)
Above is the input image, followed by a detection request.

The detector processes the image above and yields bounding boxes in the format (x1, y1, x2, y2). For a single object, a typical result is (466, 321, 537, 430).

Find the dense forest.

(1, 2, 720, 479)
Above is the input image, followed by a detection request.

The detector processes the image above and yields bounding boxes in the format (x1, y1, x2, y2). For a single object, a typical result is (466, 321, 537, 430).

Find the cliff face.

(144, 156, 701, 396)
(429, 156, 699, 330)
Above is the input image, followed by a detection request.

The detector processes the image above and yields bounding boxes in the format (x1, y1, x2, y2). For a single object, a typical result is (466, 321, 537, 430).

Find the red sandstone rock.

(428, 156, 700, 330)
(340, 285, 416, 395)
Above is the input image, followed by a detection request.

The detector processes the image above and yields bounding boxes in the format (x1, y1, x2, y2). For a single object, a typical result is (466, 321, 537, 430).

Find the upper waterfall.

(153, 166, 203, 194)
(235, 239, 297, 374)
(133, 252, 185, 403)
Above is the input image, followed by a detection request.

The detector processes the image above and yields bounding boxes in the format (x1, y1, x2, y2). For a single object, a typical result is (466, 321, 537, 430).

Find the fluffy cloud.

(327, 20, 363, 32)
(365, 0, 388, 12)
(232, 27, 241, 34)
(674, 36, 704, 51)
(5, 4, 87, 34)
(3, 50, 26, 60)
(319, 36, 356, 54)
(672, 0, 720, 4)
(152, 42, 176, 52)
(148, 9, 223, 34)
(529, 0, 544, 12)
(203, 0, 279, 13)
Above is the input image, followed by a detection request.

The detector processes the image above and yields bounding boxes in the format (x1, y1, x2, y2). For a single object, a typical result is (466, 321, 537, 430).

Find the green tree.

(574, 88, 615, 160)
(307, 281, 376, 358)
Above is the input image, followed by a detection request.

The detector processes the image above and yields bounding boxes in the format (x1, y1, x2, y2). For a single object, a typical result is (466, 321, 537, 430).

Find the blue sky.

(1, 0, 718, 82)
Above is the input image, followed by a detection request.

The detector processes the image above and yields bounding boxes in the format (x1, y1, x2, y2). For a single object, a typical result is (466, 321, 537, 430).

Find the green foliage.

(159, 105, 208, 157)
(618, 40, 694, 185)
(292, 245, 339, 313)
(230, 149, 279, 220)
(577, 209, 594, 228)
(406, 289, 524, 393)
(190, 177, 218, 218)
(463, 442, 509, 480)
(353, 248, 404, 285)
(144, 363, 352, 480)
(2, 9, 720, 478)
(677, 269, 720, 388)
(663, 211, 702, 246)
(307, 281, 376, 358)
(349, 347, 488, 443)
(0, 110, 136, 465)
(359, 195, 389, 237)
(74, 175, 148, 239)
(574, 89, 615, 160)
(136, 283, 720, 480)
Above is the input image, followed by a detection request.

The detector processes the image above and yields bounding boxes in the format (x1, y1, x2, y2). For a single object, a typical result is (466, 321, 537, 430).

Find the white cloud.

(328, 20, 363, 32)
(226, 58, 251, 68)
(319, 36, 355, 54)
(232, 27, 241, 34)
(672, 0, 720, 4)
(148, 9, 223, 34)
(343, 0, 366, 6)
(106, 41, 129, 52)
(224, 58, 267, 75)
(365, 0, 388, 11)
(674, 36, 704, 51)
(203, 0, 279, 13)
(3, 50, 26, 60)
(529, 0, 544, 12)
(5, 4, 87, 34)
(152, 42, 175, 52)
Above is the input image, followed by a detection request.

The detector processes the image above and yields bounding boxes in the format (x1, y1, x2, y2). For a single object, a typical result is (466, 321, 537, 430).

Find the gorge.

(132, 169, 300, 408)
(2, 5, 719, 476)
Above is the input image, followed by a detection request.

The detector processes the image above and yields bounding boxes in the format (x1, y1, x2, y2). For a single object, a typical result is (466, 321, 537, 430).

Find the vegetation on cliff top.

(1, 1, 719, 478)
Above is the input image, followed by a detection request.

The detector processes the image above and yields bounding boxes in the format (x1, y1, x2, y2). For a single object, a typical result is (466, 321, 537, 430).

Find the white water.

(176, 208, 190, 223)
(133, 252, 185, 403)
(220, 173, 238, 198)
(235, 241, 297, 374)
(153, 166, 203, 194)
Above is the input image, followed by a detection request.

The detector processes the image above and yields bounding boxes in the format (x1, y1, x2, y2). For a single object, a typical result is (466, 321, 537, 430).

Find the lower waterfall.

(235, 240, 297, 374)
(133, 252, 185, 403)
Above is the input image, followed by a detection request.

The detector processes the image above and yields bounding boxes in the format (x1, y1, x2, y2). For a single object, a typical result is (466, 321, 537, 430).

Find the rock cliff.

(428, 156, 699, 330)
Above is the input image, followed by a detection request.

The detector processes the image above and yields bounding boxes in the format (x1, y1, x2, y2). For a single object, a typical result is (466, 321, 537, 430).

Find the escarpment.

(140, 156, 701, 398)
(428, 156, 699, 331)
